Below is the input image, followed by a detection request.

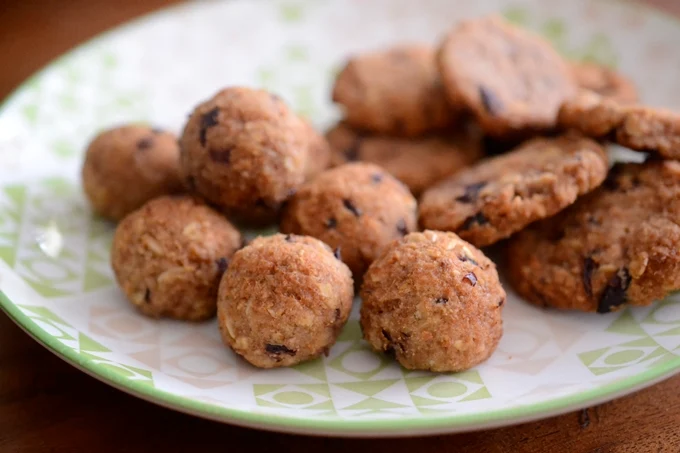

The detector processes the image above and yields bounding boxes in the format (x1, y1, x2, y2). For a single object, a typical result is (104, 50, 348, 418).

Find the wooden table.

(1, 1, 679, 452)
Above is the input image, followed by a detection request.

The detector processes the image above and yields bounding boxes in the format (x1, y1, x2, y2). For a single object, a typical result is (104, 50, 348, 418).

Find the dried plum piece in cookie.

(326, 122, 483, 195)
(507, 160, 680, 312)
(281, 162, 417, 279)
(437, 15, 577, 138)
(360, 230, 505, 372)
(558, 91, 680, 160)
(332, 45, 458, 137)
(570, 61, 638, 104)
(419, 134, 608, 247)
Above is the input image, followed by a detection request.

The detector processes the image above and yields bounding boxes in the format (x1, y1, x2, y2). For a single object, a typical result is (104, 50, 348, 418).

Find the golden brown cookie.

(179, 87, 308, 224)
(570, 61, 638, 104)
(559, 91, 680, 160)
(360, 230, 505, 372)
(300, 118, 332, 181)
(507, 161, 680, 313)
(332, 45, 457, 137)
(217, 234, 353, 368)
(82, 125, 183, 221)
(111, 195, 243, 321)
(419, 135, 608, 247)
(437, 15, 577, 138)
(326, 122, 483, 195)
(281, 162, 417, 279)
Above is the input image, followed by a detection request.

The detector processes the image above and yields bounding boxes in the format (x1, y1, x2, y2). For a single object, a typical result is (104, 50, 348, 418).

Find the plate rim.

(1, 0, 680, 437)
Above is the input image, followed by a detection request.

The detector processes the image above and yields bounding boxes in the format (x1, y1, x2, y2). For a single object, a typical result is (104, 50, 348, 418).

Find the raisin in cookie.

(559, 91, 680, 160)
(419, 135, 608, 247)
(327, 122, 482, 195)
(281, 162, 417, 278)
(570, 62, 638, 104)
(361, 230, 505, 372)
(437, 15, 576, 138)
(218, 234, 353, 368)
(507, 161, 680, 313)
(179, 87, 308, 224)
(332, 45, 457, 137)
(111, 195, 243, 321)
(82, 125, 183, 221)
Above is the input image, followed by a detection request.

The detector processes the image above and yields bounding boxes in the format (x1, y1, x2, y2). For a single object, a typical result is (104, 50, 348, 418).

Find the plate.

(1, 0, 680, 438)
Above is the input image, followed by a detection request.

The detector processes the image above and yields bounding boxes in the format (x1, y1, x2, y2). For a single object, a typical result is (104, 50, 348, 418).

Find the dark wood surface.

(1, 1, 680, 452)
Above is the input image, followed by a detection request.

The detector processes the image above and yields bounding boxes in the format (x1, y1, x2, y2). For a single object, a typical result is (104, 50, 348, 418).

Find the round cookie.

(438, 15, 576, 138)
(111, 195, 242, 321)
(419, 135, 608, 247)
(82, 125, 183, 221)
(332, 45, 457, 137)
(300, 119, 332, 181)
(570, 61, 638, 104)
(327, 122, 483, 195)
(360, 230, 505, 372)
(179, 87, 308, 224)
(217, 234, 353, 368)
(507, 161, 680, 313)
(558, 91, 680, 160)
(281, 162, 418, 278)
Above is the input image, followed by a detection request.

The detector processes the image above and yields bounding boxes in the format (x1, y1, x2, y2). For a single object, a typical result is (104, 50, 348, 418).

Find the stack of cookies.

(81, 14, 680, 373)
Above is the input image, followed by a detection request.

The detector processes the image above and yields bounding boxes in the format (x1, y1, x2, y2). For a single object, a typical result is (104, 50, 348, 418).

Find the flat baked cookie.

(558, 91, 680, 160)
(332, 45, 457, 137)
(507, 160, 680, 313)
(419, 135, 608, 247)
(326, 122, 482, 195)
(570, 61, 638, 104)
(437, 15, 576, 138)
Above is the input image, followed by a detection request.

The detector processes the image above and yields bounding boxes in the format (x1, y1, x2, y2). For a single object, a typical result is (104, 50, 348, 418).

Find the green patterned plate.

(1, 0, 680, 437)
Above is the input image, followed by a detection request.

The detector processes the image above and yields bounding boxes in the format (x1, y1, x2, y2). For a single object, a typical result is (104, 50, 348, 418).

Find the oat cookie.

(82, 125, 183, 221)
(300, 118, 332, 180)
(179, 87, 308, 224)
(507, 161, 680, 312)
(570, 61, 638, 104)
(559, 91, 680, 160)
(217, 234, 353, 368)
(419, 135, 608, 247)
(111, 195, 243, 321)
(332, 45, 457, 137)
(437, 15, 576, 138)
(281, 162, 418, 278)
(360, 230, 505, 372)
(326, 122, 482, 195)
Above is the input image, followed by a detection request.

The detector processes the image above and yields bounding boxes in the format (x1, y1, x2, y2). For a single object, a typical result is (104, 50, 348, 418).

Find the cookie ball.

(179, 87, 308, 224)
(332, 45, 457, 137)
(82, 125, 183, 221)
(111, 195, 242, 321)
(300, 119, 332, 180)
(327, 122, 482, 195)
(217, 234, 353, 368)
(507, 161, 680, 313)
(361, 231, 505, 372)
(281, 163, 418, 278)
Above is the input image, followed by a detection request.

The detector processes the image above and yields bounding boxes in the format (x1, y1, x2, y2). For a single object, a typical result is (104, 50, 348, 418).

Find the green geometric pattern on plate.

(0, 179, 115, 297)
